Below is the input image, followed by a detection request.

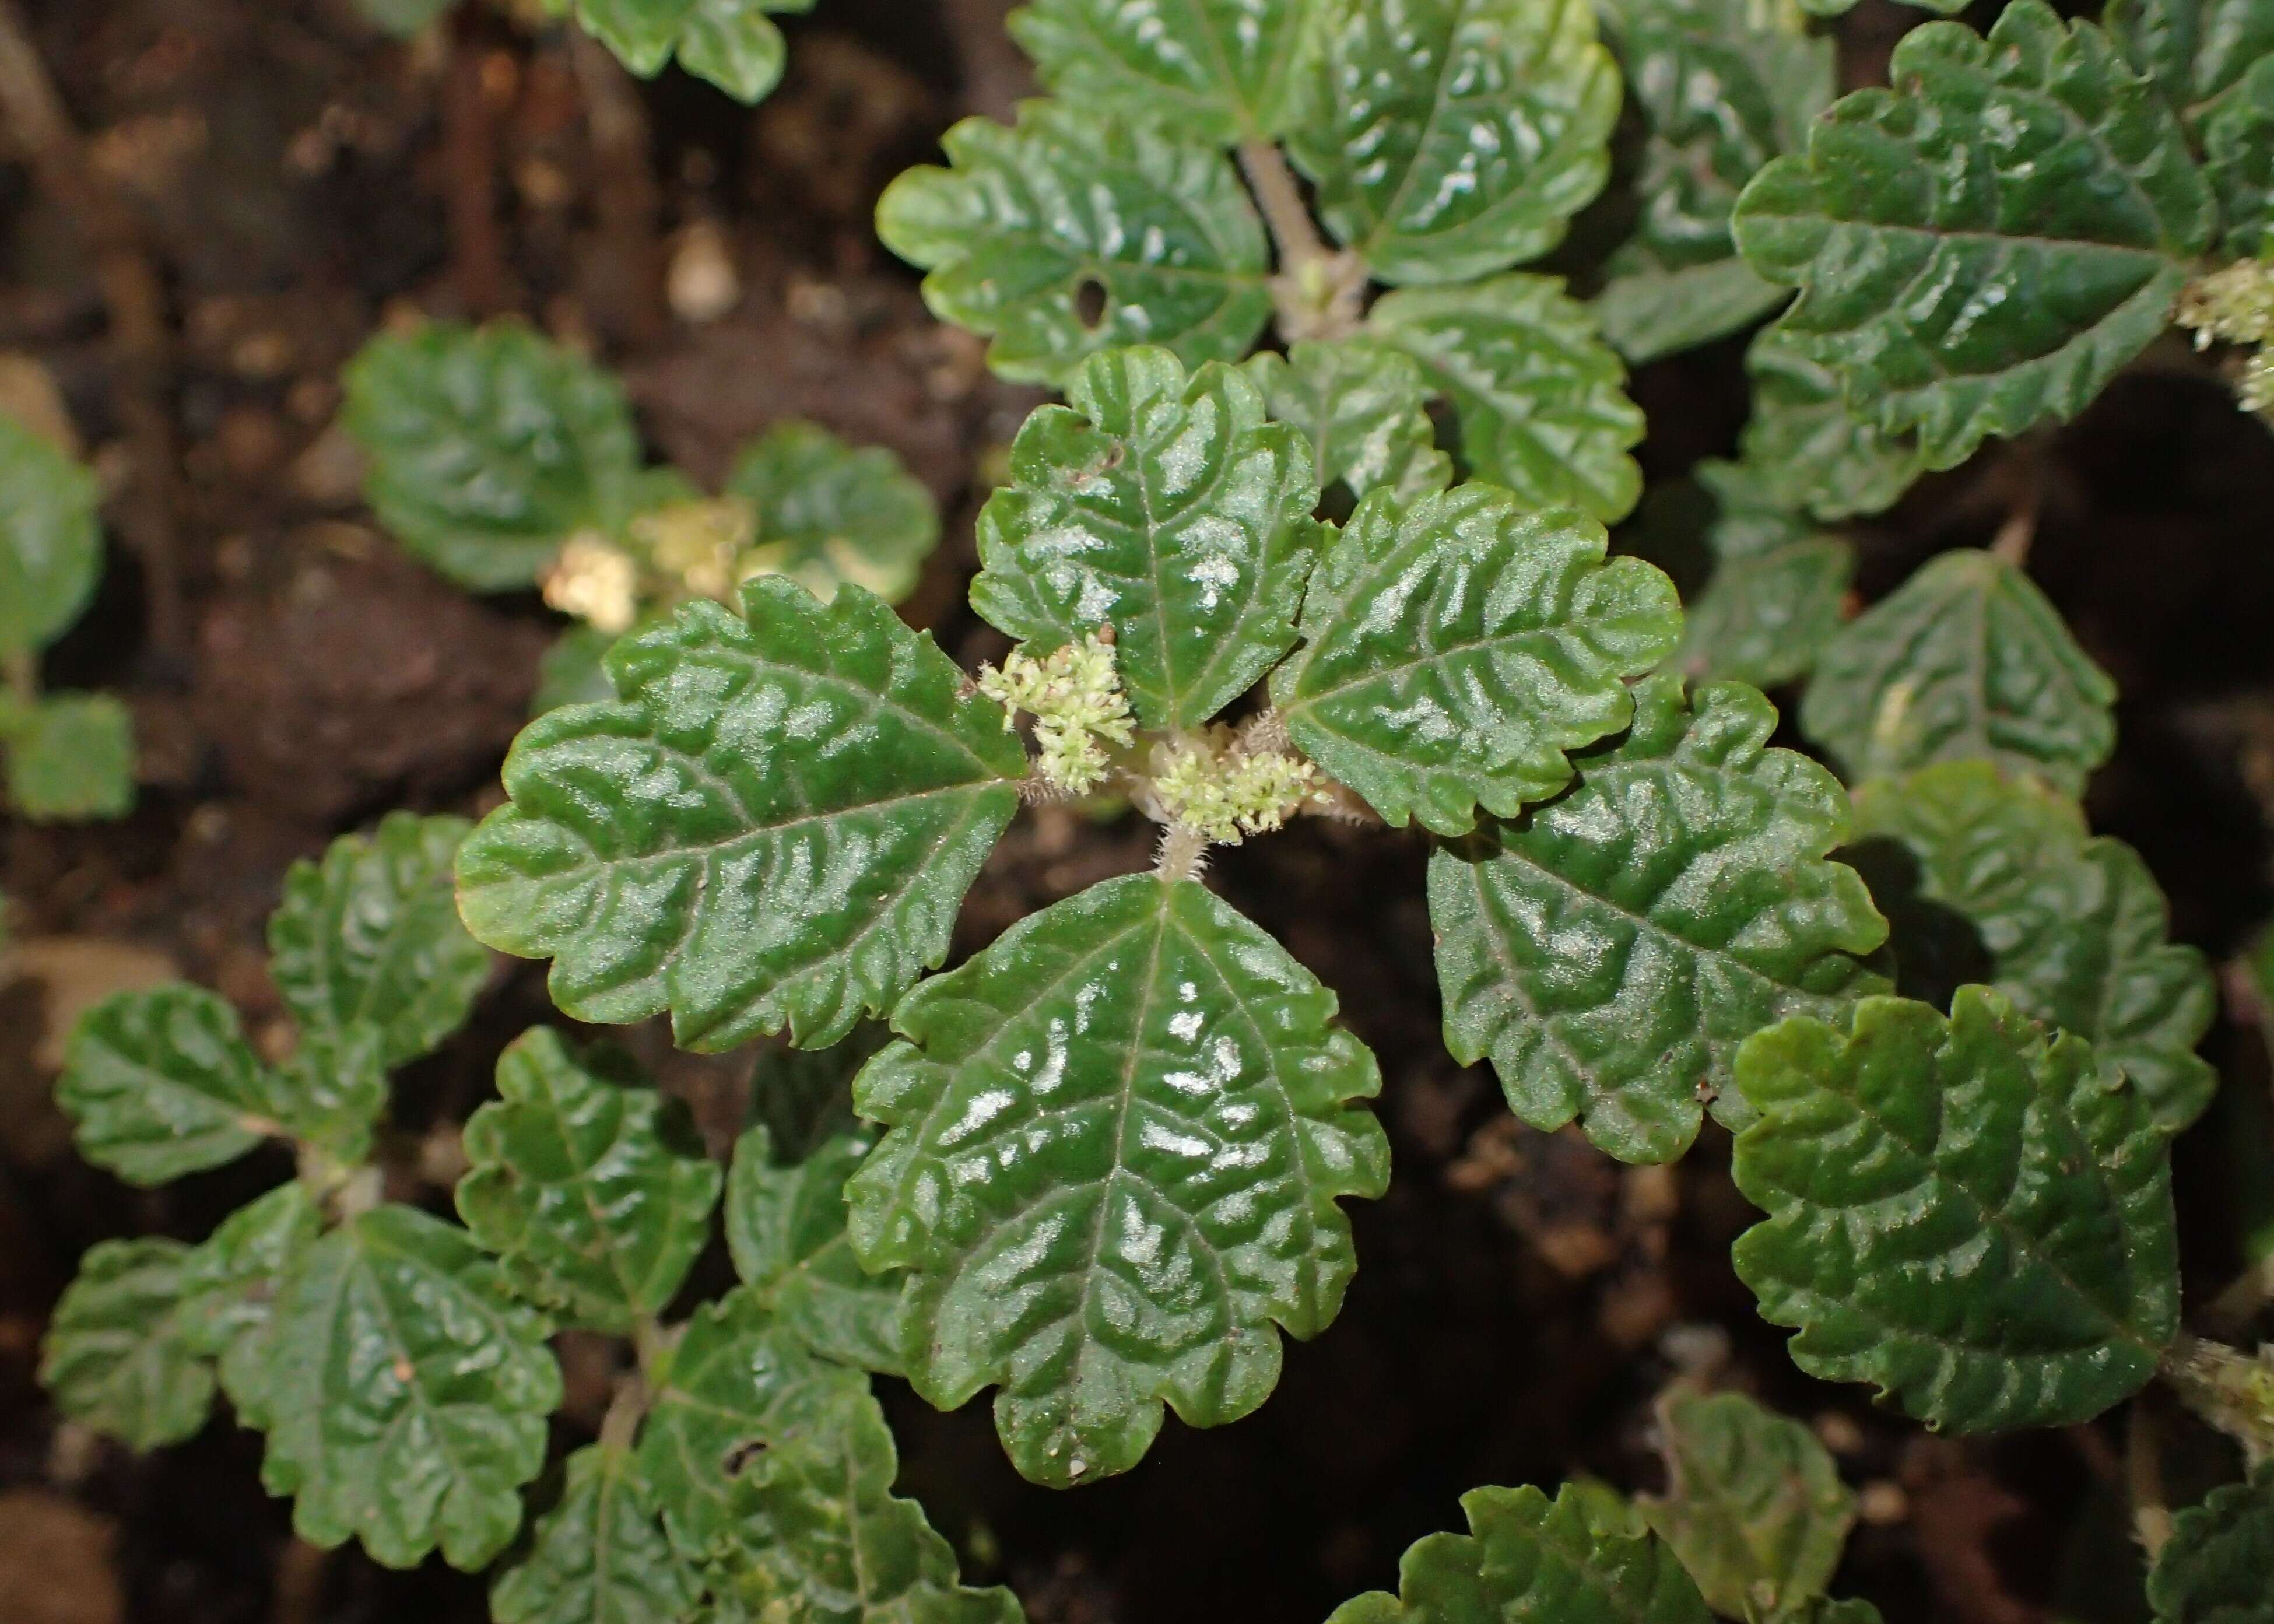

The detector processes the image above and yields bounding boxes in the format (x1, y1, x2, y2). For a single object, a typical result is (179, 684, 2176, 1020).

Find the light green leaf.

(2205, 55, 2274, 255)
(2107, 0, 2274, 120)
(717, 1386, 1025, 1623)
(848, 874, 1391, 1489)
(1640, 1388, 1857, 1622)
(1290, 0, 1620, 284)
(534, 622, 624, 717)
(1730, 986, 2181, 1432)
(1592, 0, 1832, 363)
(971, 346, 1322, 730)
(58, 985, 280, 1184)
(492, 1443, 705, 1624)
(1428, 676, 1890, 1162)
(41, 1239, 213, 1450)
(457, 580, 1027, 1053)
(457, 1027, 724, 1334)
(1011, 0, 1316, 143)
(1246, 338, 1454, 503)
(2146, 1467, 2274, 1623)
(1370, 276, 1645, 521)
(6, 690, 134, 822)
(269, 811, 489, 1069)
(343, 321, 643, 591)
(1732, 2, 2216, 470)
(177, 1182, 322, 1431)
(675, 0, 794, 102)
(877, 101, 1271, 387)
(268, 1022, 391, 1168)
(261, 1204, 563, 1570)
(0, 414, 100, 658)
(1800, 549, 2117, 794)
(1271, 484, 1681, 837)
(1847, 763, 2218, 1134)
(727, 1123, 904, 1376)
(636, 1286, 868, 1563)
(1328, 1481, 1712, 1624)
(725, 420, 941, 607)
(1738, 327, 1924, 524)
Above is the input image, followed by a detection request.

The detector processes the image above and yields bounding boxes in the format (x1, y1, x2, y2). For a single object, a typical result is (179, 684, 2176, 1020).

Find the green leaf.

(457, 580, 1026, 1053)
(492, 1443, 705, 1624)
(636, 1286, 868, 1563)
(0, 413, 101, 658)
(1799, 549, 2117, 794)
(2146, 1467, 2274, 1623)
(176, 1182, 322, 1430)
(1290, 0, 1620, 284)
(971, 346, 1322, 730)
(1848, 763, 2219, 1134)
(269, 1022, 391, 1168)
(41, 1239, 213, 1450)
(717, 1387, 1024, 1624)
(1428, 675, 1890, 1162)
(261, 1204, 563, 1570)
(2205, 55, 2274, 255)
(534, 622, 624, 717)
(877, 101, 1271, 387)
(1271, 484, 1681, 837)
(1738, 327, 1924, 524)
(1592, 0, 1833, 363)
(1370, 276, 1646, 522)
(1730, 986, 2181, 1432)
(343, 321, 643, 591)
(1011, 0, 1316, 143)
(58, 986, 279, 1183)
(675, 0, 794, 103)
(7, 690, 134, 822)
(1328, 1481, 1712, 1624)
(727, 1123, 904, 1376)
(1247, 338, 1454, 504)
(1640, 1388, 1856, 1622)
(750, 1024, 892, 1163)
(2107, 0, 2274, 120)
(1732, 2, 2216, 470)
(725, 420, 941, 607)
(269, 811, 489, 1070)
(458, 1027, 724, 1333)
(847, 873, 1390, 1489)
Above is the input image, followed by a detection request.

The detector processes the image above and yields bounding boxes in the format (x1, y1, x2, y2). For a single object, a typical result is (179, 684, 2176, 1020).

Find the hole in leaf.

(722, 1439, 768, 1478)
(1074, 278, 1108, 330)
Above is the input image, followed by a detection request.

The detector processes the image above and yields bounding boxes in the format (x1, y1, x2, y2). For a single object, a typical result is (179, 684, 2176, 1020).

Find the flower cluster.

(1150, 728, 1324, 844)
(2177, 258, 2274, 416)
(975, 633, 1136, 797)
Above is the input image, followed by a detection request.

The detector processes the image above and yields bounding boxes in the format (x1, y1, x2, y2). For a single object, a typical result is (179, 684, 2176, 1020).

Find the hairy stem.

(600, 1365, 648, 1450)
(2159, 1331, 2274, 1462)
(1238, 141, 1365, 342)
(2127, 1401, 2175, 1560)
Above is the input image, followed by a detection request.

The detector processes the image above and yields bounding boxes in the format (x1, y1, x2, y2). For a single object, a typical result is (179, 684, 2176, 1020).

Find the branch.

(1237, 140, 1364, 343)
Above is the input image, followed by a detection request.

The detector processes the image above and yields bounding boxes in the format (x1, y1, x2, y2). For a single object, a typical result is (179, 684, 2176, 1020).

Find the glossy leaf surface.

(2205, 55, 2274, 254)
(1292, 0, 1620, 284)
(559, 0, 810, 100)
(457, 581, 1026, 1052)
(490, 1443, 704, 1624)
(1012, 0, 1314, 142)
(1370, 276, 1645, 521)
(41, 1239, 212, 1450)
(58, 986, 280, 1183)
(1732, 2, 2215, 469)
(6, 691, 135, 823)
(1731, 987, 2180, 1432)
(2107, 0, 2274, 118)
(1801, 549, 2117, 794)
(1429, 676, 1889, 1161)
(877, 101, 1271, 386)
(176, 1182, 322, 1430)
(724, 420, 941, 606)
(0, 414, 101, 657)
(261, 1204, 563, 1569)
(1328, 1482, 1712, 1624)
(973, 347, 1321, 729)
(727, 1122, 904, 1376)
(458, 1028, 724, 1333)
(1247, 338, 1454, 503)
(1848, 763, 2217, 1133)
(2146, 1466, 2274, 1623)
(848, 874, 1391, 1488)
(1272, 485, 1680, 837)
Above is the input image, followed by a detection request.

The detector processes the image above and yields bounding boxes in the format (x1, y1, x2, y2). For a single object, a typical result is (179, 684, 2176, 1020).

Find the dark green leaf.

(492, 1443, 705, 1624)
(972, 346, 1322, 730)
(724, 420, 941, 607)
(749, 1025, 890, 1163)
(458, 1027, 724, 1333)
(2205, 55, 2274, 255)
(848, 874, 1390, 1488)
(727, 1123, 904, 1376)
(58, 986, 278, 1184)
(1848, 762, 2218, 1133)
(1012, 0, 1317, 143)
(6, 690, 134, 822)
(1247, 338, 1454, 503)
(1429, 675, 1890, 1162)
(457, 581, 1027, 1052)
(41, 1239, 213, 1450)
(1732, 2, 2216, 469)
(1800, 549, 2117, 794)
(1272, 484, 1681, 837)
(269, 812, 489, 1069)
(0, 413, 101, 658)
(1739, 327, 1924, 523)
(1291, 0, 1621, 284)
(2146, 1467, 2274, 1623)
(1731, 986, 2181, 1431)
(2107, 0, 2274, 120)
(1370, 276, 1645, 521)
(177, 1182, 322, 1431)
(261, 1204, 563, 1570)
(876, 102, 1271, 386)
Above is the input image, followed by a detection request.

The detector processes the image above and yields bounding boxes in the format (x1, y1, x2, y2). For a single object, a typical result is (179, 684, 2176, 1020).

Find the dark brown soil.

(2, 3, 2271, 1623)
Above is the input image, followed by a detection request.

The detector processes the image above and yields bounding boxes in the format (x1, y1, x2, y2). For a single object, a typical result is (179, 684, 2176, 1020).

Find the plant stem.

(2159, 1331, 2274, 1460)
(600, 1365, 648, 1450)
(1237, 140, 1365, 342)
(2127, 1401, 2175, 1560)
(3, 649, 36, 709)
